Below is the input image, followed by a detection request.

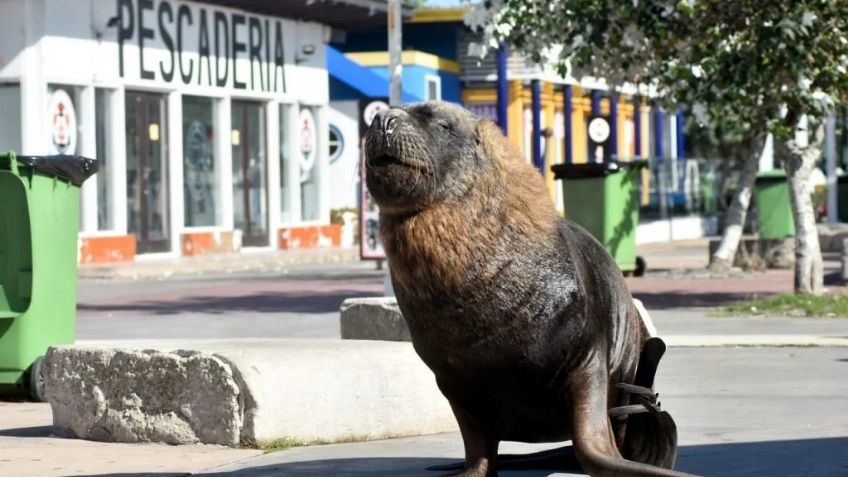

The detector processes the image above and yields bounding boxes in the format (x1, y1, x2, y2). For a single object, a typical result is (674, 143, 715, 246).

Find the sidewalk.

(78, 246, 361, 281)
(0, 402, 261, 477)
(77, 239, 711, 282)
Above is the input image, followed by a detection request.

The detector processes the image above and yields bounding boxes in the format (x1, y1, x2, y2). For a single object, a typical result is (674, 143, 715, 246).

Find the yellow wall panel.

(508, 80, 524, 149)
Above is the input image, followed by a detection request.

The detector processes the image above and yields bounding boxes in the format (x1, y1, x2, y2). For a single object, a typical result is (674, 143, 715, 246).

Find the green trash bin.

(552, 160, 647, 275)
(754, 170, 795, 239)
(0, 152, 96, 400)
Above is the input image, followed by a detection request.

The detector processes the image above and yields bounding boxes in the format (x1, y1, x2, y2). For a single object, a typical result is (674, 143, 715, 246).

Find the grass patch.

(240, 434, 401, 454)
(723, 293, 848, 317)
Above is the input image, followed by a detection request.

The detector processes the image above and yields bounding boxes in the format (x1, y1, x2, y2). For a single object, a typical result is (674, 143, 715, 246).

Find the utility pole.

(383, 0, 403, 295)
(826, 114, 838, 223)
(388, 0, 403, 105)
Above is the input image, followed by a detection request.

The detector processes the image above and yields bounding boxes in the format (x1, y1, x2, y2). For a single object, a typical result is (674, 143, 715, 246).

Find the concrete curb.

(664, 334, 848, 347)
(77, 248, 360, 281)
(45, 339, 456, 447)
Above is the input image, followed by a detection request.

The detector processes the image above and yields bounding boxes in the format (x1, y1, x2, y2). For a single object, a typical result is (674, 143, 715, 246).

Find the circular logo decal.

(363, 101, 389, 127)
(588, 117, 611, 143)
(299, 109, 318, 183)
(47, 89, 77, 155)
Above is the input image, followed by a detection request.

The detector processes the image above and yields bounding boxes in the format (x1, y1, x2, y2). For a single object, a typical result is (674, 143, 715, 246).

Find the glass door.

(125, 91, 170, 253)
(231, 101, 268, 246)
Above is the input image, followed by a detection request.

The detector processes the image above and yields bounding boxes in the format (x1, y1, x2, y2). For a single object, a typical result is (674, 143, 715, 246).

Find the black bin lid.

(552, 160, 648, 180)
(16, 155, 98, 186)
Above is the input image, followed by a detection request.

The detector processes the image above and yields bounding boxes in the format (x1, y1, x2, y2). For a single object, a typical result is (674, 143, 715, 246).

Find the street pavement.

(75, 255, 846, 344)
(2, 239, 847, 476)
(3, 347, 846, 476)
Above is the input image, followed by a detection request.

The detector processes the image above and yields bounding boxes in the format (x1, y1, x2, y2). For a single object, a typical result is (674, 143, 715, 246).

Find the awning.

(326, 46, 420, 102)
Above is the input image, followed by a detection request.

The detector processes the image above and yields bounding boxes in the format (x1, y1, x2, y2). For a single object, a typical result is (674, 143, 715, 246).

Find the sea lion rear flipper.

(611, 336, 679, 469)
(621, 409, 678, 469)
(635, 337, 666, 389)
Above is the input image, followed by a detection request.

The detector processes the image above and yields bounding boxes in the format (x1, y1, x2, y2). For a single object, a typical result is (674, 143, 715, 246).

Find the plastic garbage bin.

(552, 160, 647, 276)
(755, 170, 795, 239)
(0, 152, 96, 400)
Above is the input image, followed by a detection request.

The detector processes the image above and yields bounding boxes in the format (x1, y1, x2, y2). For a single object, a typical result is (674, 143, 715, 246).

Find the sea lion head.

(364, 101, 494, 214)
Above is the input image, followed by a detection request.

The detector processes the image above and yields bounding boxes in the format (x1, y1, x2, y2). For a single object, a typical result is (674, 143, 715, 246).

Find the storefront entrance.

(125, 91, 170, 253)
(232, 101, 268, 247)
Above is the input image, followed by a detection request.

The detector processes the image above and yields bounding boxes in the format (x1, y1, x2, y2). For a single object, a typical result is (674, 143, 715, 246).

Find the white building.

(0, 0, 396, 263)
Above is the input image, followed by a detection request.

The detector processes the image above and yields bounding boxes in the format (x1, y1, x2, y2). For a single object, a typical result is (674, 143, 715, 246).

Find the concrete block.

(220, 339, 455, 443)
(44, 339, 455, 447)
(708, 236, 794, 269)
(44, 347, 242, 446)
(340, 297, 411, 342)
(817, 223, 848, 252)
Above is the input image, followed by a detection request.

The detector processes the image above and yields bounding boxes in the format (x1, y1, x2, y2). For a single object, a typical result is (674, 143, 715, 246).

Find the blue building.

(325, 10, 463, 210)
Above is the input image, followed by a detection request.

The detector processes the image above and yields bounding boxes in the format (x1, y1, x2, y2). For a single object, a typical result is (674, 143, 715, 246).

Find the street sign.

(358, 98, 390, 260)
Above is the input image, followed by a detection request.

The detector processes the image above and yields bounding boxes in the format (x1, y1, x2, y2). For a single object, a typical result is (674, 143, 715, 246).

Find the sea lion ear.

(476, 118, 520, 164)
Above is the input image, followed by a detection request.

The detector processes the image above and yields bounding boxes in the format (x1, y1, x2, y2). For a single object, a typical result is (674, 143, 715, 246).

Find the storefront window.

(95, 88, 113, 230)
(298, 107, 320, 221)
(182, 96, 217, 227)
(280, 104, 291, 223)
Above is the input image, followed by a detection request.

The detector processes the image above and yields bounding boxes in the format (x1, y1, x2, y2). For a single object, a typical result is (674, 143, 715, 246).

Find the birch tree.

(467, 0, 848, 293)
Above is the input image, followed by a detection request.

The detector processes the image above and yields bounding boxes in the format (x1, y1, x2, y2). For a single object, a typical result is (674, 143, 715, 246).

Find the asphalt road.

(76, 261, 848, 342)
(76, 262, 385, 340)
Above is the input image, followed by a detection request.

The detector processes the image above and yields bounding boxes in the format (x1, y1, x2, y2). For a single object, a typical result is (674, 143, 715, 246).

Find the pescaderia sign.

(116, 0, 288, 93)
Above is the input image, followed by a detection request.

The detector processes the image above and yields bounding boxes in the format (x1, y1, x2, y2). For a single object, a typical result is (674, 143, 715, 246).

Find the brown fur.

(382, 119, 557, 296)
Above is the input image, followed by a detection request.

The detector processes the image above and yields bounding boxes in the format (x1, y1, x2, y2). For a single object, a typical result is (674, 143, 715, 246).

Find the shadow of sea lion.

(73, 436, 848, 477)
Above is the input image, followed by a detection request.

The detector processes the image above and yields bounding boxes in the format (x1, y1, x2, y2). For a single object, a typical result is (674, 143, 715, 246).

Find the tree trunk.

(777, 125, 825, 295)
(709, 135, 766, 271)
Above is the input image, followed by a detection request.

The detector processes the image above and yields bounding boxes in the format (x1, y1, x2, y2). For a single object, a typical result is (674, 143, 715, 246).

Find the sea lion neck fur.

(379, 118, 559, 295)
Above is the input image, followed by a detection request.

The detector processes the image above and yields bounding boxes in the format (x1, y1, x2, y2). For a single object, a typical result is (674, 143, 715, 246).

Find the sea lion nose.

(377, 108, 407, 135)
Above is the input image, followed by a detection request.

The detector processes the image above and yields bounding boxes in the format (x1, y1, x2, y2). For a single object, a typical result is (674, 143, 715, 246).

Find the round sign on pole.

(588, 117, 611, 144)
(299, 109, 318, 183)
(363, 101, 389, 127)
(47, 89, 77, 155)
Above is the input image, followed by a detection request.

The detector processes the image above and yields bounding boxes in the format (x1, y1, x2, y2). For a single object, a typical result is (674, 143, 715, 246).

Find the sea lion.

(365, 101, 691, 477)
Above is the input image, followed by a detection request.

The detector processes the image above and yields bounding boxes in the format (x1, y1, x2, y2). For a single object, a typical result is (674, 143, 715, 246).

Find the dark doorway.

(232, 101, 268, 247)
(125, 91, 170, 253)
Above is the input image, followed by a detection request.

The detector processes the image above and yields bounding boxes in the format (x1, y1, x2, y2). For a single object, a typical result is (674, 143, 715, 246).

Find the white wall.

(0, 85, 21, 151)
(36, 0, 328, 104)
(1, 0, 335, 254)
(0, 0, 26, 81)
(328, 100, 360, 210)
